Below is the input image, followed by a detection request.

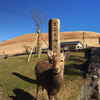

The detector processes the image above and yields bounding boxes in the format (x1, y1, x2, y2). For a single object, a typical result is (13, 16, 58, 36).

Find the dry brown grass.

(0, 31, 100, 46)
(61, 31, 100, 39)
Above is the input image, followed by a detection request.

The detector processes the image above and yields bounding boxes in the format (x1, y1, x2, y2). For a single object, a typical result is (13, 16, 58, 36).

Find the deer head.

(47, 50, 70, 73)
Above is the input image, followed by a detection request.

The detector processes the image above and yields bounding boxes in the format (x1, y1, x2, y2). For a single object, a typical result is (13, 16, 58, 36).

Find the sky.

(0, 0, 100, 42)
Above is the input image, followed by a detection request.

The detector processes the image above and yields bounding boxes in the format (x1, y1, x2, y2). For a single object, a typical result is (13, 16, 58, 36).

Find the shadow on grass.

(19, 58, 28, 61)
(64, 61, 88, 79)
(9, 88, 36, 100)
(64, 64, 82, 76)
(68, 57, 84, 63)
(12, 72, 36, 84)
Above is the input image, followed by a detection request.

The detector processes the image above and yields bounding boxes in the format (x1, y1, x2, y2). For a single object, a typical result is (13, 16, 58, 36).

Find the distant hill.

(0, 31, 100, 46)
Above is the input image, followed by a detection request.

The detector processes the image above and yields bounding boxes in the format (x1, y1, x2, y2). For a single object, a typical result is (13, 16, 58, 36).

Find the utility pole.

(83, 31, 84, 48)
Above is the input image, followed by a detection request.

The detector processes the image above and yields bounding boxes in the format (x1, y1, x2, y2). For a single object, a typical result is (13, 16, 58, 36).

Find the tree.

(31, 9, 47, 58)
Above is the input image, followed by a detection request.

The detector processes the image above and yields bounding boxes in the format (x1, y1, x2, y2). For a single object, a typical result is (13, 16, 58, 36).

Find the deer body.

(35, 50, 70, 100)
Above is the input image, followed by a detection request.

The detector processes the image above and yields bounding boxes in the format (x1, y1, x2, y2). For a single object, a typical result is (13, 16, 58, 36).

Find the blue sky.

(0, 0, 100, 42)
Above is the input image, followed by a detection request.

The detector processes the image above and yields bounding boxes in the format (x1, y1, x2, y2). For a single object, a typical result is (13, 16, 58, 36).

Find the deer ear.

(47, 50, 53, 59)
(64, 51, 70, 60)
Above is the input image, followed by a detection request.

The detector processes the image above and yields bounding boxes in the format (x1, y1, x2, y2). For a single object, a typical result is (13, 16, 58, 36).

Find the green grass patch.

(0, 52, 87, 100)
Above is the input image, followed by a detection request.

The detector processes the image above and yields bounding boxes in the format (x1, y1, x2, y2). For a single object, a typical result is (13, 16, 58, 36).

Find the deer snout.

(53, 68, 60, 73)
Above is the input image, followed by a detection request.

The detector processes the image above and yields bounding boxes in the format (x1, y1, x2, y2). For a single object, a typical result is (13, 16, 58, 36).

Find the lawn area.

(0, 52, 87, 100)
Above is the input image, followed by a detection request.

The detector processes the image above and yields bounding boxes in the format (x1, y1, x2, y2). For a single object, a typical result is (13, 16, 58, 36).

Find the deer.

(35, 50, 70, 100)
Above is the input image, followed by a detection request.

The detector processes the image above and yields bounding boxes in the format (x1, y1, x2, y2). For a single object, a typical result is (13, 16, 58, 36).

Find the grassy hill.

(0, 31, 100, 55)
(0, 31, 100, 46)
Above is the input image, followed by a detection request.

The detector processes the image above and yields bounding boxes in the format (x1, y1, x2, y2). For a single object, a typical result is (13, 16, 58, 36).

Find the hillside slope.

(0, 31, 100, 55)
(0, 31, 100, 46)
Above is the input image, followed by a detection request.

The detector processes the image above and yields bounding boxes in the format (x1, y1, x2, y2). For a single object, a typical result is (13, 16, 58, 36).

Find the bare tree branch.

(31, 9, 48, 32)
(30, 9, 48, 58)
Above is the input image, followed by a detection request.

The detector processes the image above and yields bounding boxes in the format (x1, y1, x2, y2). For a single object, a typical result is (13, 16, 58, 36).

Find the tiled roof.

(61, 41, 82, 46)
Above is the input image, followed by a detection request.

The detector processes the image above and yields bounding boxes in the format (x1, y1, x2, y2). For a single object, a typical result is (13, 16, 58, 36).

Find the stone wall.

(78, 47, 100, 100)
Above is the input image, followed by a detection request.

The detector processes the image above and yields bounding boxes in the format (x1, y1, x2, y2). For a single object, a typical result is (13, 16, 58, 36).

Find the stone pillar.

(48, 19, 60, 63)
(49, 19, 60, 53)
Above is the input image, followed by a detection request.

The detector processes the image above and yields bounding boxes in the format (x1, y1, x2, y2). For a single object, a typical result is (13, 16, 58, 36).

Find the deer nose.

(54, 68, 59, 73)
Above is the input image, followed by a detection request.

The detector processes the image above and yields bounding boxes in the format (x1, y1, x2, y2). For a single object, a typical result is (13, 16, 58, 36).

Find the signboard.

(49, 19, 60, 53)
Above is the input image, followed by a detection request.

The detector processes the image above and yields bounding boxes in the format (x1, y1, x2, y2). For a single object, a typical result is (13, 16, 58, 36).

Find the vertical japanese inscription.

(52, 23, 58, 53)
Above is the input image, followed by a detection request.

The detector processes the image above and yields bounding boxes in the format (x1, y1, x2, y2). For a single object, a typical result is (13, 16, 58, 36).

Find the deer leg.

(48, 94, 54, 100)
(54, 93, 58, 100)
(36, 85, 40, 100)
(42, 87, 45, 99)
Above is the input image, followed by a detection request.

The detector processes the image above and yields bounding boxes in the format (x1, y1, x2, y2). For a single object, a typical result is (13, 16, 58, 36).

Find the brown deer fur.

(35, 50, 70, 100)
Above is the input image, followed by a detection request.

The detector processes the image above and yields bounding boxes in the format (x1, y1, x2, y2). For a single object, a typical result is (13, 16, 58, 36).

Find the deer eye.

(61, 60, 63, 62)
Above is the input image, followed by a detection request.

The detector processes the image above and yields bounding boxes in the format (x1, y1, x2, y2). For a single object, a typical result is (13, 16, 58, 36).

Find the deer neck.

(52, 67, 64, 86)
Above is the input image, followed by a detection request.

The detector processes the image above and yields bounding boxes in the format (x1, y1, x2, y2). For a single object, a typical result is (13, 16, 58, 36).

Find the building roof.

(41, 47, 49, 50)
(61, 41, 83, 47)
(41, 41, 83, 50)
